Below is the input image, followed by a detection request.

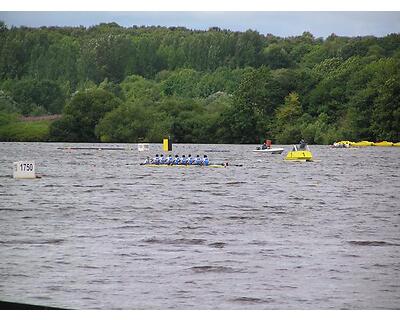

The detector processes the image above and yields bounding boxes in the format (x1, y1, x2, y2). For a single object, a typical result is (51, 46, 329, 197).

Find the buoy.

(138, 143, 149, 152)
(13, 161, 37, 179)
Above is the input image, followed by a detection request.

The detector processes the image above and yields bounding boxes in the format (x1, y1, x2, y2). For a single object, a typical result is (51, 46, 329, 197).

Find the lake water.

(0, 142, 399, 309)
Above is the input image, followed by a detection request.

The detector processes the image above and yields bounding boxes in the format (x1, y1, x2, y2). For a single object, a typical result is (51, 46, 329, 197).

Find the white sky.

(1, 1, 399, 38)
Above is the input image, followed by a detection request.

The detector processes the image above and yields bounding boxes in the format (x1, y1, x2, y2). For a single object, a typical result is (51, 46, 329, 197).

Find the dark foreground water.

(0, 142, 399, 309)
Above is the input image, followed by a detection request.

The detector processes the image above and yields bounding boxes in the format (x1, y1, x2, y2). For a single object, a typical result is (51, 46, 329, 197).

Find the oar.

(215, 163, 243, 167)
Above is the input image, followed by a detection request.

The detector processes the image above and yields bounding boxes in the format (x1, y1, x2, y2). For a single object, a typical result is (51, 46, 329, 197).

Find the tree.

(0, 90, 18, 113)
(50, 88, 119, 141)
(1, 79, 66, 115)
(263, 43, 291, 69)
(234, 66, 296, 117)
(160, 69, 202, 98)
(273, 92, 303, 143)
(120, 75, 160, 102)
(217, 103, 260, 144)
(371, 75, 400, 141)
(1, 24, 399, 144)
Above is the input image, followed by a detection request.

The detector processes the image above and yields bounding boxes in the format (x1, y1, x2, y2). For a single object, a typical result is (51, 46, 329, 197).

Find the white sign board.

(138, 143, 149, 152)
(13, 161, 36, 179)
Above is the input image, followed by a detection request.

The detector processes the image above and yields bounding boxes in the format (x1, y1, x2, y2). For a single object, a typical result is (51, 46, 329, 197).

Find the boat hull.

(285, 150, 313, 161)
(253, 148, 284, 154)
(142, 164, 227, 168)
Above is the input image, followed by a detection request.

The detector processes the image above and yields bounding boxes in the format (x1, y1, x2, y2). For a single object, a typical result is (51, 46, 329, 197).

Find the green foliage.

(0, 23, 399, 143)
(0, 118, 50, 141)
(95, 99, 169, 143)
(217, 104, 262, 144)
(0, 90, 18, 113)
(233, 66, 297, 122)
(120, 75, 160, 102)
(0, 111, 18, 126)
(301, 113, 338, 144)
(50, 88, 119, 142)
(161, 69, 202, 97)
(263, 43, 291, 69)
(371, 75, 400, 141)
(273, 92, 303, 143)
(1, 78, 65, 115)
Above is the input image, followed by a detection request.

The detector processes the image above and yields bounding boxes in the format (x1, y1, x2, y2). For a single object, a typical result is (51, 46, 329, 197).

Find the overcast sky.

(1, 12, 399, 38)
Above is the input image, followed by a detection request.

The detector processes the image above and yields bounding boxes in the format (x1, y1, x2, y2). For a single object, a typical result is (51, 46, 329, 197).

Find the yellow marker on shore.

(351, 141, 374, 147)
(163, 138, 172, 152)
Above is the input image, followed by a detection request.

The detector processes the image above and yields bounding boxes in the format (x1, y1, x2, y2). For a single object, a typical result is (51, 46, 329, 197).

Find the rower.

(153, 154, 160, 164)
(165, 154, 173, 165)
(187, 154, 193, 165)
(194, 155, 202, 165)
(173, 155, 180, 165)
(203, 155, 209, 166)
(159, 154, 165, 164)
(180, 155, 187, 165)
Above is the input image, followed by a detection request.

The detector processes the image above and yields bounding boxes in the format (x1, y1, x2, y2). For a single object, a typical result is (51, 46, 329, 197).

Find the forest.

(0, 21, 399, 144)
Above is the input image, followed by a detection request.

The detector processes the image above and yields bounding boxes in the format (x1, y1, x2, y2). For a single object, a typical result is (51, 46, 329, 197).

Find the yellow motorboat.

(373, 141, 393, 147)
(393, 142, 400, 147)
(285, 142, 313, 161)
(350, 141, 374, 147)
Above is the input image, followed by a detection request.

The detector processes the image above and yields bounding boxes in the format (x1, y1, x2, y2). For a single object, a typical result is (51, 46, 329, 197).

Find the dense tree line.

(0, 21, 399, 143)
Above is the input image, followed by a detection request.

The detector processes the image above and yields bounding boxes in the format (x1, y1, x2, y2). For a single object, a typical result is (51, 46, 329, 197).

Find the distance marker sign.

(13, 161, 36, 179)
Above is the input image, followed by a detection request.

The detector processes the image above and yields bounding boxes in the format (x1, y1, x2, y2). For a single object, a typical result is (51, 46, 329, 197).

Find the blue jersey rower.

(173, 155, 180, 165)
(165, 155, 173, 165)
(180, 155, 187, 165)
(187, 154, 193, 165)
(194, 155, 202, 165)
(153, 154, 160, 164)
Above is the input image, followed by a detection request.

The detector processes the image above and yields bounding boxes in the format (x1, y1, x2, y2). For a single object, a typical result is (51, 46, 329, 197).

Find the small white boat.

(253, 147, 284, 154)
(253, 139, 284, 154)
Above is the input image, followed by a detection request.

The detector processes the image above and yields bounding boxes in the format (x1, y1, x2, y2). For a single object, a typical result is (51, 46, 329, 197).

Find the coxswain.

(143, 156, 151, 164)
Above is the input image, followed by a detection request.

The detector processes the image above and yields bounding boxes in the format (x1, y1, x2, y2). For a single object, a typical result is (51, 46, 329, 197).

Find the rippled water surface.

(1, 142, 400, 309)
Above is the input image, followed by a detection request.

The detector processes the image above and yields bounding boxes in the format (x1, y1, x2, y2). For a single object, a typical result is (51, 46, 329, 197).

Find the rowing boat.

(141, 164, 227, 168)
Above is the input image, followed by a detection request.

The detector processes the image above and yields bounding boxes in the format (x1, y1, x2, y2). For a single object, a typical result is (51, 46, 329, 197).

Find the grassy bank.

(0, 119, 51, 141)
